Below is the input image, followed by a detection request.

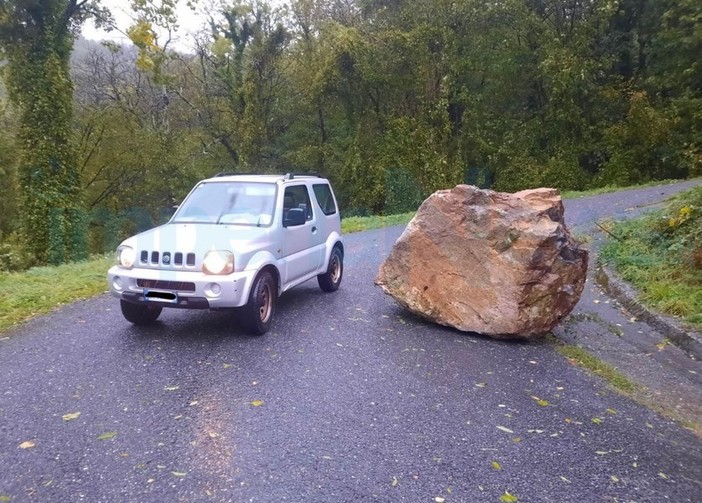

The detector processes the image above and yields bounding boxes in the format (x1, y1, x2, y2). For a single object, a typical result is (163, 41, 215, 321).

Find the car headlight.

(116, 245, 135, 269)
(203, 250, 234, 275)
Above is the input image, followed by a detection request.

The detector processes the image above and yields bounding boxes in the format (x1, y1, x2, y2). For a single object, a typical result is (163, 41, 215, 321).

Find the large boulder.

(375, 185, 588, 339)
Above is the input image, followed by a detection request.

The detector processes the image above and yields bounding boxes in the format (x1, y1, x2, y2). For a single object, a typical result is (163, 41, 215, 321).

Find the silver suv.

(107, 173, 343, 334)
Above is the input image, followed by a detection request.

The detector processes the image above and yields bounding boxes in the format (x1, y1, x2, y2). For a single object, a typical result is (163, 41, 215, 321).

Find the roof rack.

(284, 173, 321, 180)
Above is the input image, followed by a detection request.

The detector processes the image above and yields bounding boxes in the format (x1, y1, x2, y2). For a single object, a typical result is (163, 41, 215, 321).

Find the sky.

(81, 0, 214, 53)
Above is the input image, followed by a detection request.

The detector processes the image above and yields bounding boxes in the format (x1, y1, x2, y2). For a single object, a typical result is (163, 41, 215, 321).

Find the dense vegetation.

(601, 186, 702, 329)
(1, 0, 701, 270)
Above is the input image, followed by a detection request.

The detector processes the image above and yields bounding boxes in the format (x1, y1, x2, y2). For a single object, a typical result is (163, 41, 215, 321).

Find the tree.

(0, 0, 104, 264)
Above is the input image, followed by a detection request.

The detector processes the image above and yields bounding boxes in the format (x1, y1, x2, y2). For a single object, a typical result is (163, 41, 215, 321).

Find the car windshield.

(172, 181, 277, 226)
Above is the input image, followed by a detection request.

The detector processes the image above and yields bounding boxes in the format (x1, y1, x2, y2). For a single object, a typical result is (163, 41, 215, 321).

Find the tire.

(243, 271, 276, 335)
(120, 300, 162, 325)
(318, 247, 343, 292)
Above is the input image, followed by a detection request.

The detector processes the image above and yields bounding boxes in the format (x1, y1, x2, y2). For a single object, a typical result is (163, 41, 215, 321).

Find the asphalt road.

(1, 181, 701, 503)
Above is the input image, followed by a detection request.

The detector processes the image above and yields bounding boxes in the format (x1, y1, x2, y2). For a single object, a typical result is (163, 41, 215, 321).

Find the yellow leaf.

(658, 472, 668, 480)
(250, 400, 264, 407)
(501, 491, 518, 503)
(62, 412, 81, 421)
(19, 440, 35, 449)
(606, 408, 617, 415)
(171, 471, 187, 478)
(592, 417, 603, 424)
(610, 475, 619, 482)
(492, 460, 502, 470)
(97, 431, 117, 440)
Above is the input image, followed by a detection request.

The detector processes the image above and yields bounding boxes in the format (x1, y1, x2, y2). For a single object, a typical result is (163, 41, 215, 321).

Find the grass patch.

(341, 212, 415, 234)
(0, 256, 113, 333)
(555, 343, 637, 393)
(600, 186, 702, 329)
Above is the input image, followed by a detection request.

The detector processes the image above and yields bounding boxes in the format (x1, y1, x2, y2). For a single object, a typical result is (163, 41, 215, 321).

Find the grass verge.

(0, 256, 113, 333)
(600, 186, 702, 330)
(341, 212, 415, 233)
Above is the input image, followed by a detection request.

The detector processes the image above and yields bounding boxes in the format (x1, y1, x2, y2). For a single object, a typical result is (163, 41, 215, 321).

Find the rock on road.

(1, 181, 701, 503)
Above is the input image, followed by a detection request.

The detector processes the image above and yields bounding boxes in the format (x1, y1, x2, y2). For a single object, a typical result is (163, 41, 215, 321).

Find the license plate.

(143, 289, 178, 304)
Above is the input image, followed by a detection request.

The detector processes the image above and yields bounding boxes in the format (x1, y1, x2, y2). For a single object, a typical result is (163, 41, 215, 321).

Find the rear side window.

(313, 184, 337, 216)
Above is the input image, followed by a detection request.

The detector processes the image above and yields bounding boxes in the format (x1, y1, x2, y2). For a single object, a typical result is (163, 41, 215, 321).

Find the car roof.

(204, 173, 327, 184)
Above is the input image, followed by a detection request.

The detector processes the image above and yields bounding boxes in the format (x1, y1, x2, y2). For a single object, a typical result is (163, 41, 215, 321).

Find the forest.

(0, 0, 700, 270)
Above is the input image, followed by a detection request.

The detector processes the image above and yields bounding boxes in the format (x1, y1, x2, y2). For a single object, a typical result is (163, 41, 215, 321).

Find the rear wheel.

(120, 300, 162, 325)
(243, 271, 276, 335)
(318, 247, 343, 292)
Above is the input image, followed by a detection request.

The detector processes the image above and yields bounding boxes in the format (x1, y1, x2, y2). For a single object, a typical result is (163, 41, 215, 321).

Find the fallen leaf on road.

(164, 385, 179, 391)
(97, 431, 117, 440)
(62, 412, 81, 421)
(496, 426, 514, 434)
(531, 396, 549, 406)
(250, 400, 264, 407)
(171, 471, 187, 478)
(491, 460, 502, 470)
(19, 440, 35, 449)
(501, 491, 518, 502)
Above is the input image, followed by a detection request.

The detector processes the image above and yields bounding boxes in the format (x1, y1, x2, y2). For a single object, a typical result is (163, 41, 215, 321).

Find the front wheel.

(243, 271, 276, 335)
(120, 300, 162, 325)
(318, 247, 343, 292)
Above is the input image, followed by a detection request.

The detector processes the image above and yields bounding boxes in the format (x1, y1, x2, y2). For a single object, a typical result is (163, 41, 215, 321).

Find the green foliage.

(0, 97, 20, 238)
(0, 0, 89, 265)
(0, 232, 35, 272)
(601, 187, 702, 328)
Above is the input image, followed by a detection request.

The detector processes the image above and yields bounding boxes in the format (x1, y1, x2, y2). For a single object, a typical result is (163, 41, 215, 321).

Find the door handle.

(312, 226, 317, 233)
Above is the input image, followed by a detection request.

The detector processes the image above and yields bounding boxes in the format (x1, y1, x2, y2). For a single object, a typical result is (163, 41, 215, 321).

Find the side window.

(312, 183, 337, 216)
(283, 185, 313, 220)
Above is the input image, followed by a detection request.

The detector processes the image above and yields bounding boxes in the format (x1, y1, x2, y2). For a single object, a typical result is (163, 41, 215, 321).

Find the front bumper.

(107, 266, 255, 309)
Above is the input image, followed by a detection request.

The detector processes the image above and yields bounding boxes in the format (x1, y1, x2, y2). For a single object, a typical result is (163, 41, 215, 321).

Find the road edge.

(595, 261, 702, 361)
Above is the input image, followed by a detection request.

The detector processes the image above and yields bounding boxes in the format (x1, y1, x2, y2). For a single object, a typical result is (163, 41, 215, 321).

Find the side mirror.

(284, 207, 306, 227)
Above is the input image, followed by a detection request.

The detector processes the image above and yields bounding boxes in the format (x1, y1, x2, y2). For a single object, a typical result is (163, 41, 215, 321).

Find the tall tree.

(0, 0, 103, 264)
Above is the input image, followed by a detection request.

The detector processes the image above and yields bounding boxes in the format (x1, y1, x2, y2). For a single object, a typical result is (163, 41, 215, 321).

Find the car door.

(281, 184, 325, 285)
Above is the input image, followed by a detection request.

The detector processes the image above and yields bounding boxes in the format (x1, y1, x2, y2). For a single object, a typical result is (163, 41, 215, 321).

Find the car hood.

(120, 223, 273, 265)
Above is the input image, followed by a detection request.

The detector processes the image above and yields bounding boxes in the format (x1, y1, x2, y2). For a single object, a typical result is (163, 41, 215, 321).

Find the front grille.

(137, 279, 196, 292)
(139, 250, 197, 267)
